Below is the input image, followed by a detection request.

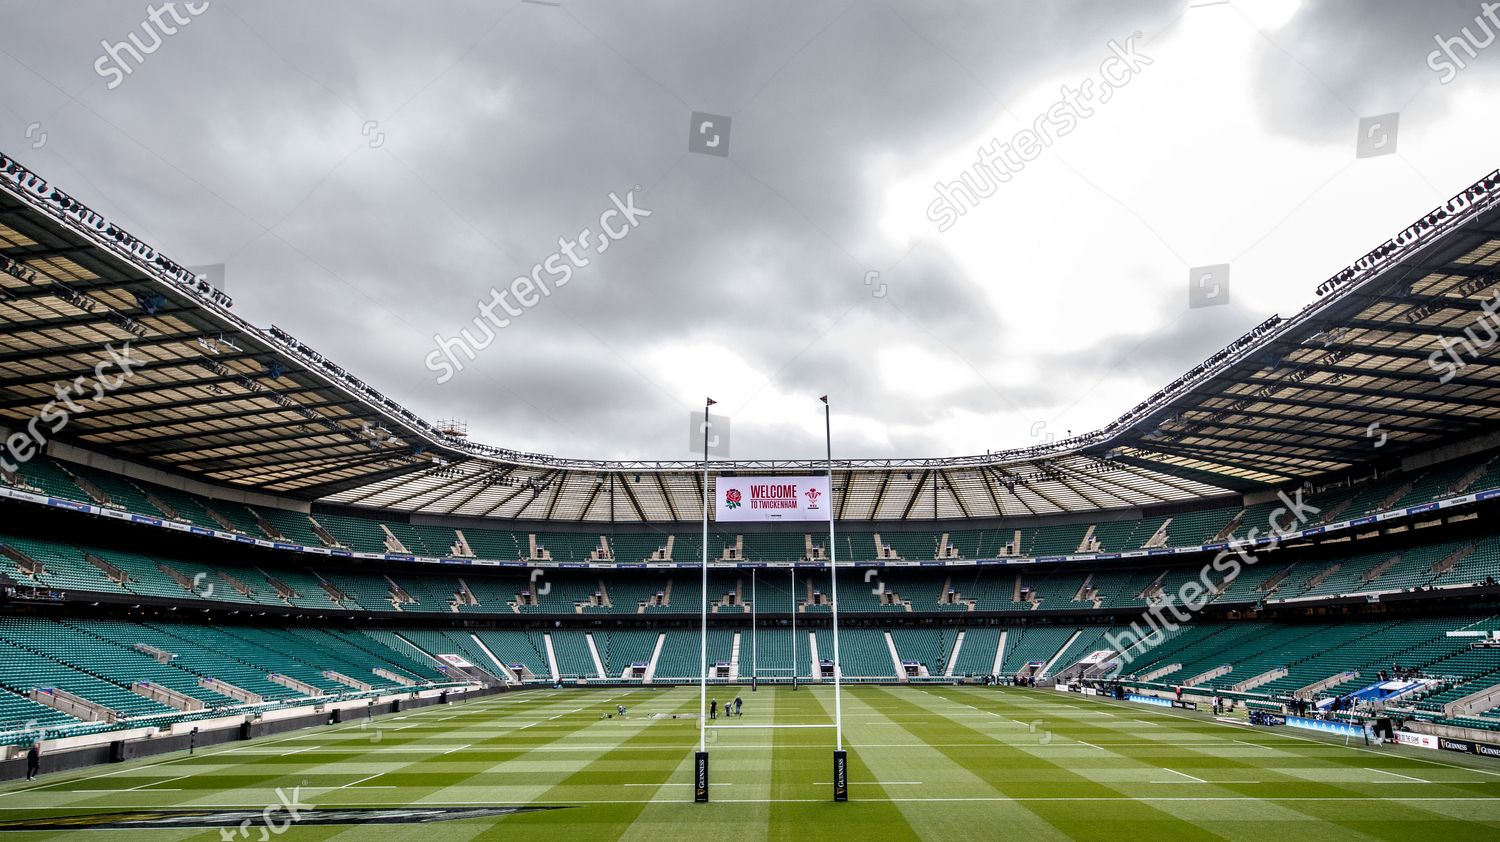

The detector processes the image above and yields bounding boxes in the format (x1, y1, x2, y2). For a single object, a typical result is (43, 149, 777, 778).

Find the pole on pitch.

(822, 395, 847, 802)
(696, 396, 714, 803)
(751, 568, 757, 691)
(790, 565, 798, 690)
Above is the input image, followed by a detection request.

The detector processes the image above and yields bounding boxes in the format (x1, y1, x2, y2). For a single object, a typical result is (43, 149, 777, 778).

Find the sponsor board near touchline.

(1394, 731, 1438, 750)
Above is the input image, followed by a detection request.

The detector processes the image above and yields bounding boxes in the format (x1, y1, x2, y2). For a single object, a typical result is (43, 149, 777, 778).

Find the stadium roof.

(2, 149, 1499, 521)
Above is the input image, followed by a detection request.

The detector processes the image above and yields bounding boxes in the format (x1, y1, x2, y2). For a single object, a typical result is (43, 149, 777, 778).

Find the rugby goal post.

(694, 396, 846, 803)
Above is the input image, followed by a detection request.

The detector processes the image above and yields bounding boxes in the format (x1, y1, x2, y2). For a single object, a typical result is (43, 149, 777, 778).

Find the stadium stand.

(595, 630, 659, 678)
(812, 629, 895, 678)
(14, 449, 1500, 571)
(654, 630, 733, 680)
(950, 627, 1003, 676)
(10, 142, 1500, 806)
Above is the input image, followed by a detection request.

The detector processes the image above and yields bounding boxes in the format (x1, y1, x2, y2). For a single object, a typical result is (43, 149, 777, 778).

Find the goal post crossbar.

(704, 723, 836, 730)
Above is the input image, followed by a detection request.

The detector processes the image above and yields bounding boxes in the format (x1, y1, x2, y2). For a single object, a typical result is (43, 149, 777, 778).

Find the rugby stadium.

(3, 148, 1500, 837)
(5, 4, 1500, 840)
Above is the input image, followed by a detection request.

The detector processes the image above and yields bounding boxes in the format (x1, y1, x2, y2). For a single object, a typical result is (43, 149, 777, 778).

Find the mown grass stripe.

(4, 686, 1500, 840)
(868, 685, 1246, 841)
(762, 685, 923, 840)
(484, 688, 705, 838)
(923, 686, 1498, 839)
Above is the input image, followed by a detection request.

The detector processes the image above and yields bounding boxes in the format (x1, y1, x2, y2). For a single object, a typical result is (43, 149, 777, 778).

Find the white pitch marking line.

(1076, 741, 1105, 751)
(1150, 781, 1263, 785)
(0, 754, 185, 797)
(1366, 767, 1429, 784)
(1232, 739, 1272, 750)
(1024, 686, 1500, 779)
(126, 775, 189, 792)
(443, 744, 471, 755)
(624, 783, 733, 787)
(68, 789, 183, 793)
(0, 693, 516, 797)
(80, 796, 1500, 807)
(1163, 768, 1207, 784)
(1365, 781, 1487, 785)
(278, 746, 321, 757)
(706, 724, 837, 730)
(340, 773, 386, 789)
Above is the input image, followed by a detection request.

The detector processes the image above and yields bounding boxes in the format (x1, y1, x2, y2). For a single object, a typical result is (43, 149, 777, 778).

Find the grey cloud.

(0, 0, 1477, 463)
(1247, 0, 1500, 141)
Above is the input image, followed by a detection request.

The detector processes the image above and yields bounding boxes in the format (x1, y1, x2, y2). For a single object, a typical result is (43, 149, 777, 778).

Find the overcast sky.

(3, 0, 1498, 463)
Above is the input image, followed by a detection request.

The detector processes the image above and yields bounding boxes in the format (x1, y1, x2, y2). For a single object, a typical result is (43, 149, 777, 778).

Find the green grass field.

(3, 685, 1500, 840)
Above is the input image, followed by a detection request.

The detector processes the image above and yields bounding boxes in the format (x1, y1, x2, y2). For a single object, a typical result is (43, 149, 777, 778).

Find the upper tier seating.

(12, 450, 1500, 571)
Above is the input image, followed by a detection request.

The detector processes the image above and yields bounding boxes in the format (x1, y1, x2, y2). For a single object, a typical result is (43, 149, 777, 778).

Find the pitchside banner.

(715, 476, 832, 522)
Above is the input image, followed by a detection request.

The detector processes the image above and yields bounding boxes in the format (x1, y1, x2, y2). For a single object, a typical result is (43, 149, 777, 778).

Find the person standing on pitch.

(25, 742, 40, 781)
(734, 695, 743, 717)
(710, 698, 718, 720)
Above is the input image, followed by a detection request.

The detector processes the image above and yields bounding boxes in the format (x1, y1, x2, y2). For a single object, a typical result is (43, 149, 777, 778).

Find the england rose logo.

(725, 488, 742, 509)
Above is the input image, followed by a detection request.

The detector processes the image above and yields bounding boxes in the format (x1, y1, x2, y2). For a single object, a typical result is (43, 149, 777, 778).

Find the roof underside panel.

(4, 152, 1500, 521)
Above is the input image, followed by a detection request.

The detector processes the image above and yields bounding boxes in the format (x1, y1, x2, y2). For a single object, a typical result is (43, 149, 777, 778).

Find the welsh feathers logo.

(725, 488, 742, 509)
(805, 487, 822, 508)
